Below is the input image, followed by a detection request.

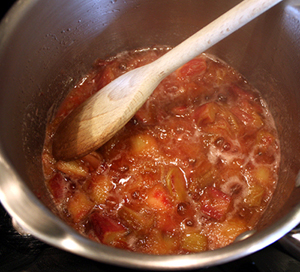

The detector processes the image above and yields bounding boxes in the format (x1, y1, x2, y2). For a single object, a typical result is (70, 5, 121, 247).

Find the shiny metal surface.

(279, 225, 300, 261)
(0, 0, 300, 269)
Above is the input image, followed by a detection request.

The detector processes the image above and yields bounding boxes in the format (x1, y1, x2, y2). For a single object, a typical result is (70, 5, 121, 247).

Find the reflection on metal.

(61, 237, 79, 250)
(12, 217, 32, 237)
(234, 230, 256, 242)
(279, 225, 300, 261)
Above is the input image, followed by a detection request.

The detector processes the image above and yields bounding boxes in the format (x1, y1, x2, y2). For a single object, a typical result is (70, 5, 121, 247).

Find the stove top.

(1, 1, 300, 271)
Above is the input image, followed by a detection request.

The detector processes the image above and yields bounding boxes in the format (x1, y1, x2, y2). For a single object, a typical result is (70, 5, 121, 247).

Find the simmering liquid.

(42, 47, 280, 254)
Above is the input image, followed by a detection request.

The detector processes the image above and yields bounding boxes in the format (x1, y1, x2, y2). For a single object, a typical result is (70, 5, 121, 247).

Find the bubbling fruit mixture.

(42, 46, 280, 254)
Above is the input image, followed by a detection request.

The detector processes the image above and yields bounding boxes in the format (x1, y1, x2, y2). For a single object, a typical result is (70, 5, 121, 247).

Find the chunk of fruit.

(85, 174, 113, 204)
(194, 102, 218, 127)
(56, 160, 88, 179)
(145, 229, 179, 254)
(118, 205, 153, 231)
(67, 191, 94, 223)
(244, 183, 265, 207)
(254, 149, 276, 165)
(251, 113, 264, 130)
(219, 106, 241, 136)
(256, 130, 276, 151)
(81, 152, 103, 171)
(166, 166, 187, 202)
(146, 184, 172, 210)
(197, 168, 220, 188)
(90, 212, 127, 244)
(189, 159, 219, 192)
(213, 66, 228, 85)
(171, 106, 188, 116)
(213, 217, 248, 248)
(48, 173, 67, 202)
(130, 134, 158, 154)
(192, 154, 213, 175)
(156, 212, 178, 233)
(200, 187, 231, 220)
(177, 57, 207, 80)
(231, 100, 264, 131)
(253, 166, 271, 185)
(181, 232, 207, 252)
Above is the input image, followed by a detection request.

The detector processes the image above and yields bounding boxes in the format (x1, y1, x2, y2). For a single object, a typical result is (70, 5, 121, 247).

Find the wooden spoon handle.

(153, 0, 282, 74)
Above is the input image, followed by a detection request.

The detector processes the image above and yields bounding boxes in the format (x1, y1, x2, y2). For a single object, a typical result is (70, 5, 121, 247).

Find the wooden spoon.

(52, 0, 282, 161)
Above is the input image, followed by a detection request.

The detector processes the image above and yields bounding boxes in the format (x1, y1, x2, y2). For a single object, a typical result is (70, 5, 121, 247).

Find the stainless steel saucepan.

(0, 0, 300, 269)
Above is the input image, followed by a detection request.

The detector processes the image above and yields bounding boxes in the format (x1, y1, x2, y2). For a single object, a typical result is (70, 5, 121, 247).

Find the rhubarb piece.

(254, 166, 272, 185)
(81, 152, 103, 171)
(48, 172, 68, 202)
(189, 159, 219, 192)
(215, 217, 248, 247)
(85, 174, 113, 204)
(254, 130, 278, 164)
(117, 205, 153, 231)
(155, 212, 178, 233)
(90, 212, 127, 244)
(200, 187, 231, 220)
(166, 166, 187, 202)
(177, 57, 207, 81)
(130, 134, 158, 154)
(145, 229, 179, 254)
(219, 106, 241, 136)
(67, 190, 94, 223)
(245, 183, 265, 207)
(171, 106, 188, 116)
(181, 232, 207, 252)
(56, 160, 88, 179)
(256, 130, 276, 150)
(231, 100, 264, 132)
(146, 184, 172, 210)
(194, 102, 218, 127)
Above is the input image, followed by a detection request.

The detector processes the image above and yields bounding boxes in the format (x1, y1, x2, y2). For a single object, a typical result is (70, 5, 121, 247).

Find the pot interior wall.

(0, 0, 299, 231)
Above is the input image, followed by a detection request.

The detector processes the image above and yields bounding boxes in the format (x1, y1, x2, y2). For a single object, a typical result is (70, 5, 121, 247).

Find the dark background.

(1, 1, 13, 19)
(1, 1, 300, 271)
